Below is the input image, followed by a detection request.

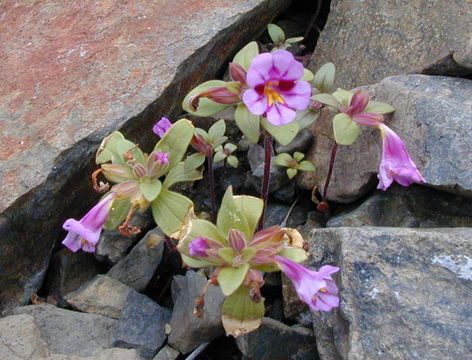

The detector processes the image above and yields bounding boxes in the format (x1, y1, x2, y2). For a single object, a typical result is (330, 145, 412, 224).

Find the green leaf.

(232, 195, 263, 238)
(224, 143, 237, 153)
(311, 93, 341, 108)
(227, 155, 239, 168)
(267, 23, 285, 44)
(154, 119, 194, 171)
(233, 41, 259, 70)
(104, 199, 131, 230)
(213, 151, 227, 164)
(261, 118, 299, 146)
(364, 101, 395, 114)
(332, 88, 353, 108)
(221, 286, 265, 337)
(139, 179, 162, 202)
(180, 253, 213, 268)
(242, 247, 256, 262)
(184, 153, 206, 173)
(96, 131, 126, 164)
(274, 153, 293, 168)
(285, 36, 304, 44)
(301, 68, 314, 82)
(234, 104, 260, 144)
(114, 139, 145, 165)
(313, 62, 336, 93)
(287, 168, 297, 179)
(277, 247, 308, 263)
(295, 109, 320, 129)
(184, 219, 226, 244)
(297, 160, 316, 172)
(217, 264, 250, 296)
(208, 119, 226, 143)
(163, 162, 203, 188)
(218, 248, 236, 264)
(333, 113, 361, 145)
(217, 187, 250, 239)
(151, 188, 194, 238)
(293, 152, 305, 162)
(182, 80, 230, 116)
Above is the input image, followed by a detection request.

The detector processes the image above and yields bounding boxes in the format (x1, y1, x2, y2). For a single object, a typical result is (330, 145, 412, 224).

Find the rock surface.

(64, 275, 134, 319)
(300, 75, 472, 202)
(0, 0, 289, 312)
(108, 228, 165, 291)
(113, 291, 171, 359)
(308, 227, 472, 360)
(152, 345, 179, 360)
(168, 271, 225, 354)
(0, 314, 50, 360)
(236, 317, 316, 360)
(309, 0, 472, 89)
(45, 348, 143, 360)
(13, 304, 117, 357)
(328, 184, 472, 228)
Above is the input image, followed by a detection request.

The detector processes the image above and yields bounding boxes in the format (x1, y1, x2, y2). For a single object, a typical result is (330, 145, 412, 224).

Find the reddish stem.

(322, 142, 338, 202)
(207, 155, 217, 218)
(258, 134, 273, 230)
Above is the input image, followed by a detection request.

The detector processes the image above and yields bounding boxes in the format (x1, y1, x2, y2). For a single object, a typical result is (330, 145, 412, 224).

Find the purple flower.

(188, 237, 210, 257)
(62, 192, 117, 253)
(155, 152, 169, 165)
(242, 50, 311, 126)
(343, 90, 384, 126)
(153, 117, 172, 138)
(275, 255, 340, 312)
(377, 124, 425, 190)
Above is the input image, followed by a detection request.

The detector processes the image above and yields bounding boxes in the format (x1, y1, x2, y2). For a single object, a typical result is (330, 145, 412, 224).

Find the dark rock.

(13, 304, 117, 357)
(152, 345, 180, 360)
(108, 228, 165, 291)
(113, 291, 171, 359)
(168, 271, 225, 354)
(300, 75, 472, 202)
(43, 248, 102, 298)
(45, 348, 143, 360)
(236, 317, 316, 360)
(0, 0, 290, 312)
(328, 184, 472, 228)
(170, 274, 186, 303)
(308, 227, 472, 360)
(309, 0, 472, 89)
(96, 211, 153, 265)
(281, 273, 308, 320)
(274, 129, 313, 155)
(272, 182, 296, 203)
(264, 203, 307, 228)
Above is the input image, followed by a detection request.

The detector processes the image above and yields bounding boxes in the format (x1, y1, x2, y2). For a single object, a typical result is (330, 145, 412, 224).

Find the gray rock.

(275, 129, 314, 155)
(281, 273, 308, 320)
(96, 212, 153, 264)
(0, 314, 50, 360)
(300, 75, 472, 202)
(108, 228, 165, 291)
(328, 184, 472, 228)
(309, 0, 472, 89)
(64, 275, 134, 319)
(308, 227, 472, 360)
(44, 348, 143, 360)
(113, 291, 171, 359)
(236, 317, 316, 360)
(43, 248, 102, 299)
(264, 203, 307, 228)
(272, 182, 296, 203)
(0, 0, 290, 312)
(13, 304, 117, 357)
(152, 345, 179, 360)
(168, 271, 225, 354)
(170, 274, 186, 303)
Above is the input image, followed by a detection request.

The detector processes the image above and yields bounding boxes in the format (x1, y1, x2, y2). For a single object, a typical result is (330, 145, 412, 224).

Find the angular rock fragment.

(152, 345, 180, 360)
(44, 348, 143, 360)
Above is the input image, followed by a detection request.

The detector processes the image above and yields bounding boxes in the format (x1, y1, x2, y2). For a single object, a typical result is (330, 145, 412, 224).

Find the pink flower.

(62, 192, 117, 252)
(189, 237, 210, 257)
(153, 117, 172, 138)
(275, 255, 340, 312)
(377, 123, 425, 190)
(343, 90, 384, 126)
(155, 152, 169, 165)
(242, 50, 311, 126)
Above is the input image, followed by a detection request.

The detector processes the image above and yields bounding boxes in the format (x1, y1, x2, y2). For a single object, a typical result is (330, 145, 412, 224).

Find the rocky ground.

(0, 0, 471, 359)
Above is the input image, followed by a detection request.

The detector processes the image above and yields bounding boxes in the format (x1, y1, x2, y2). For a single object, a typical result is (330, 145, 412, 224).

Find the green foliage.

(267, 23, 285, 44)
(333, 112, 362, 145)
(217, 264, 250, 296)
(234, 104, 261, 144)
(261, 118, 299, 146)
(313, 62, 336, 93)
(233, 41, 259, 70)
(104, 199, 131, 230)
(140, 179, 162, 202)
(274, 152, 315, 179)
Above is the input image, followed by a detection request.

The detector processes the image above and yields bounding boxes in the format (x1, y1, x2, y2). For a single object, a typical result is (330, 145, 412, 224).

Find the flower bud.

(153, 117, 172, 138)
(189, 237, 210, 257)
(132, 163, 147, 178)
(229, 62, 247, 84)
(112, 180, 140, 199)
(191, 135, 213, 156)
(101, 164, 134, 183)
(147, 151, 169, 178)
(228, 229, 246, 252)
(349, 90, 369, 115)
(189, 87, 241, 112)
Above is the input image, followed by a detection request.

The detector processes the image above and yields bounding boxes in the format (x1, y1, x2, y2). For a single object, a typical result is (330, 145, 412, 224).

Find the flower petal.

(280, 81, 312, 110)
(246, 52, 274, 87)
(266, 103, 296, 126)
(272, 50, 304, 81)
(242, 89, 267, 115)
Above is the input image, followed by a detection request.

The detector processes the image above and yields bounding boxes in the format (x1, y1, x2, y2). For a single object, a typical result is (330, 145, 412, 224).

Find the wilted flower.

(62, 192, 117, 252)
(153, 117, 172, 137)
(275, 255, 340, 312)
(242, 50, 311, 126)
(377, 123, 425, 190)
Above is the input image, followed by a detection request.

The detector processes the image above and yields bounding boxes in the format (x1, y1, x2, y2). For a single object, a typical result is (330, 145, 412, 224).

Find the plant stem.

(258, 134, 273, 230)
(207, 155, 217, 218)
(322, 142, 338, 203)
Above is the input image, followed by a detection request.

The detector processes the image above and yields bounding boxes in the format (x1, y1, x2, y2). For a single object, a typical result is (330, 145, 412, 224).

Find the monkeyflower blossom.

(62, 192, 117, 252)
(153, 117, 172, 137)
(242, 50, 311, 126)
(377, 123, 425, 190)
(189, 237, 211, 257)
(342, 89, 384, 126)
(274, 255, 340, 312)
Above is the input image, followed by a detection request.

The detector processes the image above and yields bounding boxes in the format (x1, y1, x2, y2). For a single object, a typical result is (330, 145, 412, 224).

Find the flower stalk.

(320, 142, 338, 211)
(258, 133, 273, 230)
